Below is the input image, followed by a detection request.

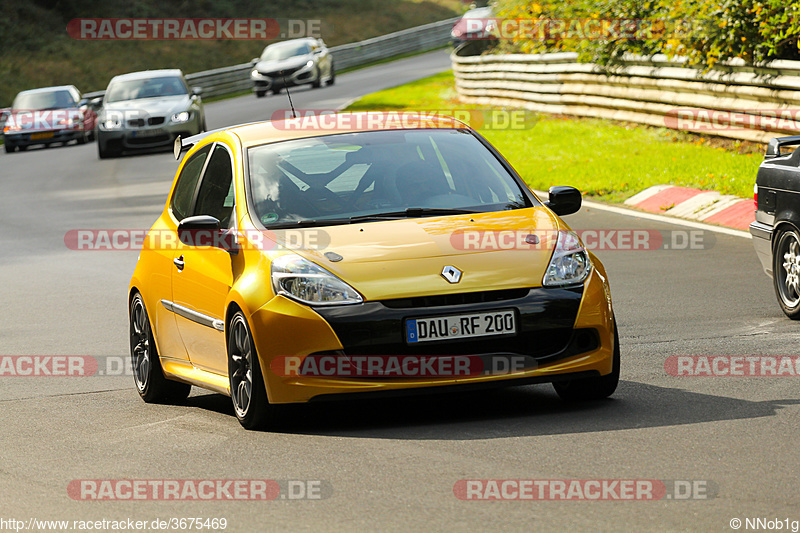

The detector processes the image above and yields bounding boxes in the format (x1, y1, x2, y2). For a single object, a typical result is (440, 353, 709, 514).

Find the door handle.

(173, 255, 185, 271)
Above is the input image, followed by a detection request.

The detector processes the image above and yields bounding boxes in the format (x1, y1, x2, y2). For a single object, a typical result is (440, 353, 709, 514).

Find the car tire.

(130, 292, 192, 403)
(256, 90, 266, 98)
(228, 311, 274, 430)
(312, 68, 322, 88)
(4, 143, 14, 153)
(553, 319, 620, 401)
(272, 87, 282, 95)
(77, 131, 88, 145)
(327, 65, 336, 86)
(772, 228, 800, 319)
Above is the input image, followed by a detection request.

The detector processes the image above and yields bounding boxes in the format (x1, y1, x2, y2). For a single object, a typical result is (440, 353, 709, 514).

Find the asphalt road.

(1, 48, 798, 532)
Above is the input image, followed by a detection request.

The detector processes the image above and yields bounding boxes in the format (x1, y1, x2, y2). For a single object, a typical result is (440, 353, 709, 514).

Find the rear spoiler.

(765, 135, 800, 159)
(174, 121, 262, 160)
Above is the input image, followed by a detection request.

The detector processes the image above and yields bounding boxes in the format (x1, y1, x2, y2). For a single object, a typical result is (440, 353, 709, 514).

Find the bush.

(492, 0, 800, 69)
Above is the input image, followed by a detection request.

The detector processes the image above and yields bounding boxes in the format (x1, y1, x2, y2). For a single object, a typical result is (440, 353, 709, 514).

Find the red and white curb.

(624, 186, 754, 231)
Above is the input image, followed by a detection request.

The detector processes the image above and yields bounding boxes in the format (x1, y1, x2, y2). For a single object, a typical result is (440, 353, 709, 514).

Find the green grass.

(345, 71, 762, 201)
(0, 0, 465, 107)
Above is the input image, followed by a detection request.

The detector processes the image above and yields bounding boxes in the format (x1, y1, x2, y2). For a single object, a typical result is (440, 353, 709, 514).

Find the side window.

(171, 145, 211, 221)
(193, 144, 235, 228)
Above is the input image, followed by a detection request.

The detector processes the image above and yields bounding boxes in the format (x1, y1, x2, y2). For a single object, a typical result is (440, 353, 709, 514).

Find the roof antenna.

(280, 71, 297, 119)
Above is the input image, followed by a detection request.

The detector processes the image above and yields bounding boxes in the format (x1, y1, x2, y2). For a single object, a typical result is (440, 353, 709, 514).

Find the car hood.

(101, 95, 190, 117)
(255, 56, 312, 74)
(269, 207, 565, 300)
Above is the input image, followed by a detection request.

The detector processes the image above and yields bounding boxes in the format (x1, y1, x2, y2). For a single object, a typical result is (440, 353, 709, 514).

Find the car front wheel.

(553, 319, 620, 401)
(773, 228, 800, 319)
(228, 312, 273, 429)
(130, 292, 191, 403)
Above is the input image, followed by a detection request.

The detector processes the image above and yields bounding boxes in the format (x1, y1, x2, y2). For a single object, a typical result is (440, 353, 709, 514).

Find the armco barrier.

(186, 17, 459, 98)
(452, 50, 800, 144)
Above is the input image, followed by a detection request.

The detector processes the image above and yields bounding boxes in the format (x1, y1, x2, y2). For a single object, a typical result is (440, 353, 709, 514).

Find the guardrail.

(452, 51, 800, 144)
(186, 17, 459, 99)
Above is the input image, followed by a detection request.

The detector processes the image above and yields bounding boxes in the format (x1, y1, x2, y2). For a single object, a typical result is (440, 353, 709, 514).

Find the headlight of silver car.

(171, 111, 190, 123)
(543, 230, 592, 287)
(271, 254, 363, 305)
(102, 116, 122, 129)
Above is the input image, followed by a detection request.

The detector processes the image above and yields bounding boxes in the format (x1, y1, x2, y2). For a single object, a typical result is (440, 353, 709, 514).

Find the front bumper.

(251, 65, 317, 92)
(3, 129, 83, 147)
(250, 267, 615, 404)
(97, 115, 200, 152)
(750, 220, 773, 276)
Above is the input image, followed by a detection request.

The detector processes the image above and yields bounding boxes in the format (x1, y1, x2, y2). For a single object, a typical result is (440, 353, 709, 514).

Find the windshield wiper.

(349, 208, 477, 222)
(264, 208, 477, 229)
(266, 218, 352, 229)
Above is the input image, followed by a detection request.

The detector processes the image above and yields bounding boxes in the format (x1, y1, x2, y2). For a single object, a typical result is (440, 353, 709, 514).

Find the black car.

(250, 38, 334, 97)
(751, 135, 800, 318)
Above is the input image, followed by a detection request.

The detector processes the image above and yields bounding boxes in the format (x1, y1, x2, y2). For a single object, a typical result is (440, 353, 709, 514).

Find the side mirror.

(251, 57, 260, 65)
(177, 215, 237, 252)
(90, 96, 103, 107)
(544, 186, 582, 216)
(191, 87, 203, 97)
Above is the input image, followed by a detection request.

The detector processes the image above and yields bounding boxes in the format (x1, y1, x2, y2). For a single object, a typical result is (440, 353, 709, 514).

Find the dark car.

(250, 38, 334, 97)
(751, 134, 800, 318)
(3, 85, 96, 153)
(95, 69, 205, 159)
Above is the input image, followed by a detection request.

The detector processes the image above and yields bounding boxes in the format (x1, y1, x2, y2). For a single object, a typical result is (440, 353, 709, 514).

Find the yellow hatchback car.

(128, 113, 618, 429)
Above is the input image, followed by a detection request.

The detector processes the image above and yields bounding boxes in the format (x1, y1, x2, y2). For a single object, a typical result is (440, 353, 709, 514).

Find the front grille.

(315, 286, 587, 368)
(261, 65, 302, 77)
(126, 117, 165, 127)
(382, 288, 530, 309)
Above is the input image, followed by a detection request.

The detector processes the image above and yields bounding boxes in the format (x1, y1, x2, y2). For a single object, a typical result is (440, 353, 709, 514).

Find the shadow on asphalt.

(183, 381, 800, 440)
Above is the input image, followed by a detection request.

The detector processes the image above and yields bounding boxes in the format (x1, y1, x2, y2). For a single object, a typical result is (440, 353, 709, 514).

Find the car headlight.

(171, 111, 190, 123)
(251, 69, 263, 79)
(103, 117, 122, 129)
(271, 254, 363, 306)
(542, 230, 592, 287)
(306, 60, 314, 68)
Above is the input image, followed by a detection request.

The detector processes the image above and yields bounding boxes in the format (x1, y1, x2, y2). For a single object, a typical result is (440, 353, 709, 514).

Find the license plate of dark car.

(132, 128, 165, 137)
(405, 310, 516, 343)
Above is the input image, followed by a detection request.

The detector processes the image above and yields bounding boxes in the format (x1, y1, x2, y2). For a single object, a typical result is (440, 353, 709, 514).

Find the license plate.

(132, 128, 165, 138)
(30, 132, 54, 140)
(406, 309, 516, 343)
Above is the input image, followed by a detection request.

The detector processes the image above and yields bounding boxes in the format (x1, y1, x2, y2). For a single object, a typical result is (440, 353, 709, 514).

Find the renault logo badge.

(441, 265, 462, 284)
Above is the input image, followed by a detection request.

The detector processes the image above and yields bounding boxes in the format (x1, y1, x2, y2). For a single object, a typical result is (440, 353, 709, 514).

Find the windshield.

(248, 129, 531, 228)
(105, 76, 188, 103)
(260, 42, 312, 61)
(13, 90, 76, 110)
